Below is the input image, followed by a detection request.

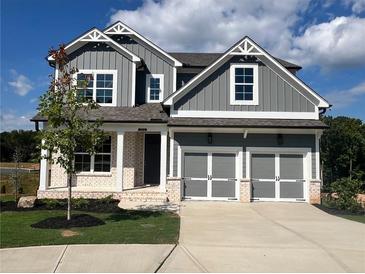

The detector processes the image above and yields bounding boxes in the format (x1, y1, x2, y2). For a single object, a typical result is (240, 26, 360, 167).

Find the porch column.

(169, 130, 174, 177)
(39, 139, 49, 191)
(160, 130, 168, 192)
(116, 130, 125, 191)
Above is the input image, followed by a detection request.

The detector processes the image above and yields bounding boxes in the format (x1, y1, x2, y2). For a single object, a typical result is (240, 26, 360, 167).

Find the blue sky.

(1, 0, 365, 131)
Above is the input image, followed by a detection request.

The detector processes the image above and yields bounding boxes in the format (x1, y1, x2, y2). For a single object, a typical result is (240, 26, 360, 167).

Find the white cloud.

(287, 16, 365, 70)
(8, 69, 33, 96)
(0, 111, 34, 132)
(108, 0, 365, 71)
(325, 81, 365, 108)
(344, 0, 365, 13)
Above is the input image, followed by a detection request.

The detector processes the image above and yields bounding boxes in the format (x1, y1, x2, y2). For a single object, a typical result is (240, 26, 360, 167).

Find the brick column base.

(309, 180, 321, 204)
(166, 177, 181, 203)
(240, 179, 251, 203)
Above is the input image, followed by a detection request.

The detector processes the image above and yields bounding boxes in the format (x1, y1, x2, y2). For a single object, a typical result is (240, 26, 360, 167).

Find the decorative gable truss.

(104, 21, 182, 67)
(164, 36, 330, 110)
(48, 28, 141, 63)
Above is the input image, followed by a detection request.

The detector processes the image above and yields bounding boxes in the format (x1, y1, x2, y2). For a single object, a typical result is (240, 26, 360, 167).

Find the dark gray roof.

(31, 103, 169, 123)
(168, 52, 301, 69)
(168, 117, 328, 129)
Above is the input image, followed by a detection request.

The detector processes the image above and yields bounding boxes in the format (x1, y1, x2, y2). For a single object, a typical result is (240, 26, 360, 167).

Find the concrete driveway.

(0, 244, 174, 272)
(159, 202, 365, 273)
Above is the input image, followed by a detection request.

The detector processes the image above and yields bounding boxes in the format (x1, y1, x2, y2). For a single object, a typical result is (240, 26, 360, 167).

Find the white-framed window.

(74, 136, 112, 173)
(146, 74, 164, 103)
(230, 64, 258, 105)
(75, 70, 117, 106)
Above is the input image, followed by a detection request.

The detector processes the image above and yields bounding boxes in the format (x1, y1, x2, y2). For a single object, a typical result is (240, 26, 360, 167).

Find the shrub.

(36, 199, 67, 209)
(331, 178, 363, 212)
(72, 197, 89, 209)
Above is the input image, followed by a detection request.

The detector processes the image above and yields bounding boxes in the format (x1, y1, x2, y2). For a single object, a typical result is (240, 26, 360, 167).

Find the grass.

(0, 209, 180, 248)
(0, 172, 39, 196)
(317, 198, 365, 224)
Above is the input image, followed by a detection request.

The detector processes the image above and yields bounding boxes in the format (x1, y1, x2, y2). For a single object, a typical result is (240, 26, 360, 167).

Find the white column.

(315, 131, 321, 181)
(39, 140, 49, 191)
(160, 130, 168, 192)
(116, 130, 125, 191)
(169, 130, 174, 177)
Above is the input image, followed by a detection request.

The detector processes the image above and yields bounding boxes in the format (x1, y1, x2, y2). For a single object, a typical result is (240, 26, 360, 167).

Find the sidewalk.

(0, 244, 174, 273)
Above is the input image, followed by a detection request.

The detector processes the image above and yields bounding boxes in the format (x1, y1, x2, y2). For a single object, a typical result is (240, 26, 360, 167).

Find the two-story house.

(32, 21, 330, 204)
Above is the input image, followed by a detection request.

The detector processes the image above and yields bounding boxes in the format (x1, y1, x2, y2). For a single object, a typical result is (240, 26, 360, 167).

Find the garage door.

(183, 152, 237, 200)
(251, 153, 306, 201)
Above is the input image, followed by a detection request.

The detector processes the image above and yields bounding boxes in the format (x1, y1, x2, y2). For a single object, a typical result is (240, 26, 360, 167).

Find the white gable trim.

(164, 37, 329, 108)
(104, 21, 182, 67)
(48, 28, 140, 63)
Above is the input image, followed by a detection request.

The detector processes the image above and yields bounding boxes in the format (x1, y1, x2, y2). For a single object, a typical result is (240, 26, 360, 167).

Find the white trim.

(230, 63, 258, 105)
(131, 63, 136, 106)
(315, 130, 321, 180)
(169, 131, 174, 177)
(146, 74, 164, 103)
(104, 22, 182, 67)
(75, 69, 118, 106)
(160, 130, 168, 192)
(39, 140, 49, 191)
(170, 127, 319, 135)
(177, 144, 182, 178)
(50, 28, 140, 63)
(171, 110, 318, 119)
(164, 37, 329, 108)
(116, 131, 125, 191)
(173, 67, 177, 93)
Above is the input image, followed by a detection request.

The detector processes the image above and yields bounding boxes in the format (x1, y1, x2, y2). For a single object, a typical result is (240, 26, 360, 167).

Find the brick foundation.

(309, 179, 321, 204)
(166, 177, 182, 203)
(240, 179, 251, 203)
(37, 190, 117, 199)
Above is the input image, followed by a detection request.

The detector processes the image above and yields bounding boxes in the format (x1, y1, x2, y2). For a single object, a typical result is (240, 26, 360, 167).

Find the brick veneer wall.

(309, 179, 321, 204)
(123, 132, 144, 189)
(166, 177, 181, 203)
(240, 179, 251, 202)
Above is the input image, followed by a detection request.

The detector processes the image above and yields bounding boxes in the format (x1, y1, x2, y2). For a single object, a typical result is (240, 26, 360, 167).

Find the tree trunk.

(67, 173, 72, 221)
(349, 158, 353, 180)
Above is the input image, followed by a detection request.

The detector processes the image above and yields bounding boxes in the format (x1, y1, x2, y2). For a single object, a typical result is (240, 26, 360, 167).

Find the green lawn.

(317, 199, 365, 224)
(0, 209, 180, 248)
(337, 214, 365, 224)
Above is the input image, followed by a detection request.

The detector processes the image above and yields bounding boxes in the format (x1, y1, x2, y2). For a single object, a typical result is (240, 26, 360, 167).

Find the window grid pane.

(149, 77, 160, 101)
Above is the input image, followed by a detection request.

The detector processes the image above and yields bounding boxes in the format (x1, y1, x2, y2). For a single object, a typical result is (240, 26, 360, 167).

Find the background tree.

(38, 45, 104, 220)
(321, 116, 365, 189)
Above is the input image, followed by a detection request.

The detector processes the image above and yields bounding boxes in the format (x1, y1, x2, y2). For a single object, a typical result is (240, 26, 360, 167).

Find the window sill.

(230, 100, 259, 106)
(76, 172, 112, 177)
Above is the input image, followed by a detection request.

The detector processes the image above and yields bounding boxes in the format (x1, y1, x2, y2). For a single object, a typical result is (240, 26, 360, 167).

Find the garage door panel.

(183, 179, 208, 197)
(280, 154, 303, 179)
(212, 153, 235, 179)
(212, 180, 235, 197)
(252, 181, 276, 198)
(251, 154, 275, 179)
(184, 152, 207, 178)
(280, 181, 304, 198)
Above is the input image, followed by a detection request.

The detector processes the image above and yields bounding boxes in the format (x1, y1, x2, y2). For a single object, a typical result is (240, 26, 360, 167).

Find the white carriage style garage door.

(248, 147, 311, 202)
(181, 147, 242, 200)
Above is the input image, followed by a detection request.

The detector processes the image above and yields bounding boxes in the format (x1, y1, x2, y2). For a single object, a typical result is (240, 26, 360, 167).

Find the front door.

(251, 152, 306, 201)
(144, 134, 160, 185)
(183, 151, 238, 200)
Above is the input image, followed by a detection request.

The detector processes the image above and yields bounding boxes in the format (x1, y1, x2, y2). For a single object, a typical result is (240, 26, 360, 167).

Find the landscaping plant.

(38, 45, 104, 220)
(330, 178, 363, 212)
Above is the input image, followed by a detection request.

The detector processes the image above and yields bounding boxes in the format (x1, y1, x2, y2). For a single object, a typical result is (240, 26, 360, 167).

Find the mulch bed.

(30, 214, 105, 229)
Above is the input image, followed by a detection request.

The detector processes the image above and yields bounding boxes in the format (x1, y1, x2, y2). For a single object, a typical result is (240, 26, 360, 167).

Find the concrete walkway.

(159, 202, 365, 273)
(0, 244, 174, 273)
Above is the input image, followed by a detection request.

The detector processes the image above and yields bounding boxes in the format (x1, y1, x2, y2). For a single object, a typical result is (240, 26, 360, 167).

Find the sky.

(1, 0, 365, 132)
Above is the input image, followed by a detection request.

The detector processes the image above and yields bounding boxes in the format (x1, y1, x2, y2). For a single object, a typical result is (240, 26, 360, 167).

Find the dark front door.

(144, 134, 160, 185)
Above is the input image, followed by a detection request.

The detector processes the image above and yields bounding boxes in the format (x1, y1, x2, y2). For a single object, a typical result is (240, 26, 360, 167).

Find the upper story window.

(230, 64, 258, 105)
(76, 70, 117, 106)
(146, 74, 164, 103)
(74, 136, 112, 173)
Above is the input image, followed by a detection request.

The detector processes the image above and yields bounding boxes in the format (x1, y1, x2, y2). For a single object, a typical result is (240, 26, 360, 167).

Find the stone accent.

(166, 177, 182, 203)
(309, 179, 321, 204)
(123, 132, 144, 189)
(37, 190, 116, 199)
(17, 196, 37, 208)
(240, 178, 251, 203)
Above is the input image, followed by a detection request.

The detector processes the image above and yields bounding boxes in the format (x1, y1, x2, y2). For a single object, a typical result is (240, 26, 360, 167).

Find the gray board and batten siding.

(173, 56, 316, 112)
(110, 35, 175, 104)
(68, 43, 134, 107)
(172, 133, 316, 179)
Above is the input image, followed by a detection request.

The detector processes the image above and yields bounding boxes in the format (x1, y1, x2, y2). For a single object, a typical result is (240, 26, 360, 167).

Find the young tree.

(38, 45, 104, 220)
(11, 147, 23, 202)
